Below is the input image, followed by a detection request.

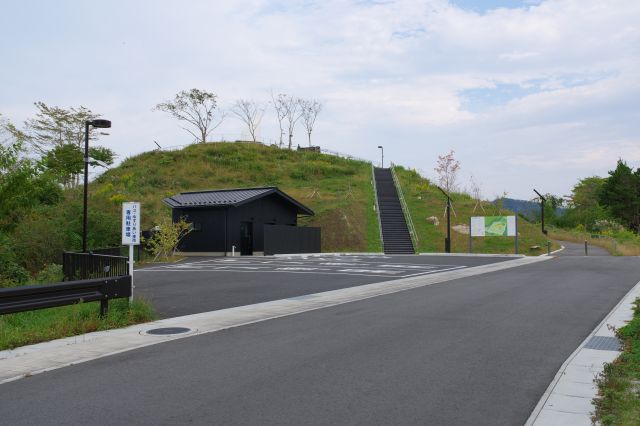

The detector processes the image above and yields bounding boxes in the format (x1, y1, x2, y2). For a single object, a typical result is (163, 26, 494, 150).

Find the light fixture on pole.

(377, 145, 384, 168)
(83, 119, 111, 253)
(437, 186, 452, 253)
(533, 189, 547, 235)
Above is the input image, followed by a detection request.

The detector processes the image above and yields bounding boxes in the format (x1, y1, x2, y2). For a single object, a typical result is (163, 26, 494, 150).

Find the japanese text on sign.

(122, 202, 140, 245)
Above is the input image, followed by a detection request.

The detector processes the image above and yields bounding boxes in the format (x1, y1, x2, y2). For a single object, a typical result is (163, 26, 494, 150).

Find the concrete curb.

(526, 278, 640, 425)
(0, 256, 548, 385)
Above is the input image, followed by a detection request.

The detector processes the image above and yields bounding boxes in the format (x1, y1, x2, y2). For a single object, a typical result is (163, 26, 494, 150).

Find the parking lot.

(136, 254, 512, 318)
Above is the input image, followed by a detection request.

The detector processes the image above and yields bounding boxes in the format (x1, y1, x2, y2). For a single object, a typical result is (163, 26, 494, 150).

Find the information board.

(470, 216, 516, 237)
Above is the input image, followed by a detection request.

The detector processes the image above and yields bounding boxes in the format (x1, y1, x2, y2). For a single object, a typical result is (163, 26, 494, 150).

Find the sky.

(1, 0, 638, 200)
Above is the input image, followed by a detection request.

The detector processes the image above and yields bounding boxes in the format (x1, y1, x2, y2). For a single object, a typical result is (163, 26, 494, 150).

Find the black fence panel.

(62, 252, 129, 281)
(264, 225, 321, 255)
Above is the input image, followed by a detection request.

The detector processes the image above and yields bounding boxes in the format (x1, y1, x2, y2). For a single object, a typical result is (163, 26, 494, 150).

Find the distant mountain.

(500, 198, 566, 220)
(501, 198, 539, 220)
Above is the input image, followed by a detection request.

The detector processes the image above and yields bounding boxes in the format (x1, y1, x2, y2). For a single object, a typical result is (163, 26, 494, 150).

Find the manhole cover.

(145, 327, 192, 336)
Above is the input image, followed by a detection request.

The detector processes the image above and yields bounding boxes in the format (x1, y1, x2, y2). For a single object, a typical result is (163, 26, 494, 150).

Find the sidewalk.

(526, 278, 640, 425)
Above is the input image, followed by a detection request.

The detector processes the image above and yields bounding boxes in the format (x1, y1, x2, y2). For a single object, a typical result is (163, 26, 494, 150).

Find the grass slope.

(594, 299, 640, 425)
(393, 166, 558, 255)
(93, 142, 382, 253)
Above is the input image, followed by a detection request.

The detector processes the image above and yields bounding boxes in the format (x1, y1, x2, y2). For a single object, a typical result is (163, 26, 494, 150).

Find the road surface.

(1, 255, 638, 425)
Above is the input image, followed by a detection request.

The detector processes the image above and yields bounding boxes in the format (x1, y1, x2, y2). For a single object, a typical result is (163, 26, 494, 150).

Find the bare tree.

(271, 92, 287, 147)
(470, 174, 486, 213)
(154, 89, 225, 143)
(434, 150, 460, 194)
(299, 99, 322, 146)
(280, 94, 302, 149)
(231, 99, 264, 142)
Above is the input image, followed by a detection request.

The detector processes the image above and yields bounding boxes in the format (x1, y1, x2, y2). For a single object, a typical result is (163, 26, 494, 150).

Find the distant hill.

(502, 198, 540, 220)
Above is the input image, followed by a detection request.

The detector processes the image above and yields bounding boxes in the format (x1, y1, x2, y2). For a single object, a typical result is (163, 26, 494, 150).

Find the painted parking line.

(139, 257, 469, 278)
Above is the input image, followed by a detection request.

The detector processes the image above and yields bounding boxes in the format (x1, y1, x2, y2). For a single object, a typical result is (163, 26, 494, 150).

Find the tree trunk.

(288, 133, 293, 150)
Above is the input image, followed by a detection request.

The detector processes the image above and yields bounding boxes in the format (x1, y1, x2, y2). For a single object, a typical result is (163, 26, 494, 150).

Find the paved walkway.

(555, 240, 611, 256)
(527, 276, 640, 425)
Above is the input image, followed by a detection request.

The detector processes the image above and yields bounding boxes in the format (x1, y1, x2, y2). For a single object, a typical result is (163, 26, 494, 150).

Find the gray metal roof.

(163, 187, 314, 215)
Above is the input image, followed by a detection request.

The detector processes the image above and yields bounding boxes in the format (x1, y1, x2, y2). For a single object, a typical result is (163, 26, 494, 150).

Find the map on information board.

(470, 216, 516, 237)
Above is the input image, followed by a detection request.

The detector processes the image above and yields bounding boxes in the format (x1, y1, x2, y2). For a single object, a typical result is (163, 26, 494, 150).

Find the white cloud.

(0, 0, 639, 198)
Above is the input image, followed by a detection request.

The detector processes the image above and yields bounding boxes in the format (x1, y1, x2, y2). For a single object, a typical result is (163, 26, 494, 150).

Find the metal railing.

(390, 164, 419, 250)
(371, 164, 384, 250)
(62, 252, 129, 281)
(0, 275, 132, 317)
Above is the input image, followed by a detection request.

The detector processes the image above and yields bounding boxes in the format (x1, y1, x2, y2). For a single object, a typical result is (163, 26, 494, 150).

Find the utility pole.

(437, 186, 452, 253)
(533, 189, 547, 235)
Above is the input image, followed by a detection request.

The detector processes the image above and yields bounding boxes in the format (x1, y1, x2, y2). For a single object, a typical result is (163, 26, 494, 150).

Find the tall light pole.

(533, 189, 547, 235)
(83, 119, 111, 253)
(437, 186, 452, 253)
(377, 145, 384, 168)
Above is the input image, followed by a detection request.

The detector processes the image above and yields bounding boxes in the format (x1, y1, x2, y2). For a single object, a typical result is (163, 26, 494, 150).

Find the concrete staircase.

(373, 168, 415, 254)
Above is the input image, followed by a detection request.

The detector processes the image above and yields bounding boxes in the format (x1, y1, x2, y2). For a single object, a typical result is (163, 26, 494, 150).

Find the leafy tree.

(155, 89, 225, 143)
(562, 176, 609, 229)
(600, 160, 640, 231)
(146, 217, 192, 261)
(0, 117, 61, 231)
(22, 102, 115, 187)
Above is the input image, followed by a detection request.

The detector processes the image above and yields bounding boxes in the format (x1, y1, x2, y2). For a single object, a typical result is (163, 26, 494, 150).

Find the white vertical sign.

(122, 202, 140, 245)
(122, 202, 140, 303)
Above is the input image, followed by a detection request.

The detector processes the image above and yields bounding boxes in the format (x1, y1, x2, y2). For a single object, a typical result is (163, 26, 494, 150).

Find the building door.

(240, 222, 253, 255)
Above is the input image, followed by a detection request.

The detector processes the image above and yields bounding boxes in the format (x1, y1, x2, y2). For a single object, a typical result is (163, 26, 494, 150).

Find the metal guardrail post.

(371, 164, 384, 251)
(390, 164, 418, 251)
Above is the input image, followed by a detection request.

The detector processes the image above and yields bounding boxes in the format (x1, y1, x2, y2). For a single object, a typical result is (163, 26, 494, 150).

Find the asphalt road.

(1, 255, 638, 425)
(135, 254, 511, 317)
(555, 240, 611, 256)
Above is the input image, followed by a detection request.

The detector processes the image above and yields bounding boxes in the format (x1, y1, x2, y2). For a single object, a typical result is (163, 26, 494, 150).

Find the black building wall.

(174, 193, 299, 253)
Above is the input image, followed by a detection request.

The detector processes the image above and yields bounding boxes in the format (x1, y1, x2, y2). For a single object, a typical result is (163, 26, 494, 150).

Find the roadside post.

(585, 240, 588, 256)
(122, 202, 140, 302)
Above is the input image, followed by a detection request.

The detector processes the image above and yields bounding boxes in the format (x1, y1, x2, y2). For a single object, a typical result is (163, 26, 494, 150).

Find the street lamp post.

(533, 189, 547, 235)
(377, 145, 384, 168)
(437, 186, 452, 253)
(83, 119, 111, 253)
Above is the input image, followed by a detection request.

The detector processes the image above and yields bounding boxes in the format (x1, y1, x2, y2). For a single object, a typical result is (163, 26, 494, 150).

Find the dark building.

(163, 187, 319, 256)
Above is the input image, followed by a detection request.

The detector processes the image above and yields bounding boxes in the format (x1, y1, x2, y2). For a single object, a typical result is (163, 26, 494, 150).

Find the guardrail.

(62, 252, 129, 281)
(0, 275, 132, 317)
(390, 164, 419, 250)
(371, 164, 384, 249)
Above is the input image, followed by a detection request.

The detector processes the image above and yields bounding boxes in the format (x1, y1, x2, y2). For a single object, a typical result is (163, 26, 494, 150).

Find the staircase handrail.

(371, 164, 384, 251)
(390, 163, 419, 249)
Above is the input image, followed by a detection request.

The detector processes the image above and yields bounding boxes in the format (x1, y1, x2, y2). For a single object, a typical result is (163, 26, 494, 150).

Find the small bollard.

(584, 240, 588, 256)
(232, 245, 236, 257)
(547, 241, 551, 255)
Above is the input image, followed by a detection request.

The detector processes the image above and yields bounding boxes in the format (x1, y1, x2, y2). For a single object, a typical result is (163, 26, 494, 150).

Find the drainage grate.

(583, 335, 621, 351)
(146, 327, 192, 336)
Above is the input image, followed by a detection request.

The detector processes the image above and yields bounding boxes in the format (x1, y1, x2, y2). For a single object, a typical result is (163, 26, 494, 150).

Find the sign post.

(122, 202, 140, 302)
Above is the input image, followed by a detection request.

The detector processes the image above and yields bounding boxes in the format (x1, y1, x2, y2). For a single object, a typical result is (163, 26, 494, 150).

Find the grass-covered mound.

(92, 142, 382, 253)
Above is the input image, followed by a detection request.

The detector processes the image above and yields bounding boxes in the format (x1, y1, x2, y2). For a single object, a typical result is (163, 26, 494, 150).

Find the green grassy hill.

(93, 142, 381, 253)
(72, 142, 553, 256)
(393, 167, 559, 255)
